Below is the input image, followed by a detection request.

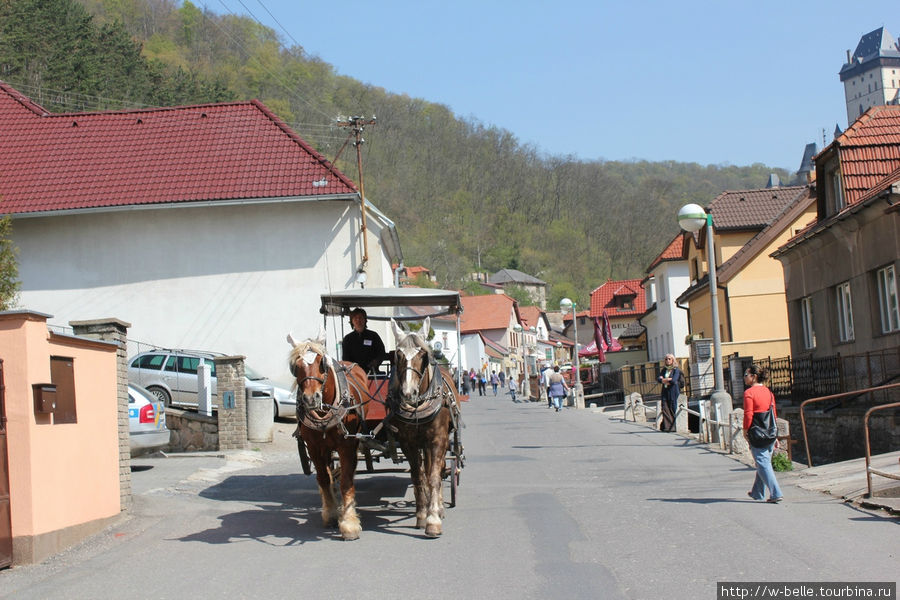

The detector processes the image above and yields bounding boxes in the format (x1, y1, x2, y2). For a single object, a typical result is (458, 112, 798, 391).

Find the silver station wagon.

(128, 349, 295, 418)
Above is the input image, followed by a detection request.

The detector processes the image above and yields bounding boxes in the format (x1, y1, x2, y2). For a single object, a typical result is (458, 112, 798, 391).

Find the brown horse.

(288, 336, 369, 540)
(389, 317, 460, 537)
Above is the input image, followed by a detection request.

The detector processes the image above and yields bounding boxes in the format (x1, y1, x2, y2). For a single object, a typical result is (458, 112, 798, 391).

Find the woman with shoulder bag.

(742, 364, 784, 503)
(547, 365, 570, 413)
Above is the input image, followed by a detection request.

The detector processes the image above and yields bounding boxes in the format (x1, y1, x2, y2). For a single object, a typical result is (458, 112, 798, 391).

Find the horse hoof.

(425, 524, 442, 537)
(341, 531, 360, 541)
(415, 517, 427, 529)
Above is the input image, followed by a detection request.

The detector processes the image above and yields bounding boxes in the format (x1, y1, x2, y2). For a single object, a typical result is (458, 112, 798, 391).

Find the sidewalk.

(592, 405, 900, 516)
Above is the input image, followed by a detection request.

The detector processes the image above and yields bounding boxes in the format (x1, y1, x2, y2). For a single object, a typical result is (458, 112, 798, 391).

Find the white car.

(128, 383, 170, 456)
(128, 349, 295, 418)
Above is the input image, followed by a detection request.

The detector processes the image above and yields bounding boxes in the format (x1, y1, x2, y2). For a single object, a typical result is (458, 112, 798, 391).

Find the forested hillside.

(0, 0, 792, 304)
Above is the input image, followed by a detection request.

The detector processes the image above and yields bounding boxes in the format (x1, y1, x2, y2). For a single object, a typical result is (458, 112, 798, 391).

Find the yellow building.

(676, 186, 817, 361)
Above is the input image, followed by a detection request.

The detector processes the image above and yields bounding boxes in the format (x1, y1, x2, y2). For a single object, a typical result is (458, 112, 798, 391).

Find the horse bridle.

(294, 354, 362, 433)
(392, 350, 448, 423)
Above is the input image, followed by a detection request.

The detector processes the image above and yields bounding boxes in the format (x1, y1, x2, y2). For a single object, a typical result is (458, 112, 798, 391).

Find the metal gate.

(0, 360, 12, 568)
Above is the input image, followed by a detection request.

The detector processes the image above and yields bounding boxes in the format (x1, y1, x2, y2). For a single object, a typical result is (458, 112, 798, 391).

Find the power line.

(206, 0, 335, 123)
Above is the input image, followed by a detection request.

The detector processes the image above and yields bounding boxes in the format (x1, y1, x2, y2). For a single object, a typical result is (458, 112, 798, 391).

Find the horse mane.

(395, 328, 433, 358)
(288, 339, 329, 369)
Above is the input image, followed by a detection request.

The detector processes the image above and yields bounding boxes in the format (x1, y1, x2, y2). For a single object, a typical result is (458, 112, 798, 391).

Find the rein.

(298, 361, 366, 436)
(390, 360, 451, 424)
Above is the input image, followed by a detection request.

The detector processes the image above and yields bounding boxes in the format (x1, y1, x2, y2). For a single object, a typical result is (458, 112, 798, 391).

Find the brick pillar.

(213, 356, 247, 450)
(70, 318, 132, 511)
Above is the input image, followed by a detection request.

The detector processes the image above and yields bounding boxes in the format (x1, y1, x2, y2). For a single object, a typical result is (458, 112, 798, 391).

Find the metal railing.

(864, 401, 900, 498)
(799, 382, 900, 468)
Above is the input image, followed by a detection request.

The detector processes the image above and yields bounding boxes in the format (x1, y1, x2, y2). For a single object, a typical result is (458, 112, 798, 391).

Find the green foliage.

(461, 280, 493, 296)
(409, 273, 437, 289)
(503, 285, 535, 307)
(772, 451, 793, 472)
(0, 0, 233, 111)
(0, 216, 20, 311)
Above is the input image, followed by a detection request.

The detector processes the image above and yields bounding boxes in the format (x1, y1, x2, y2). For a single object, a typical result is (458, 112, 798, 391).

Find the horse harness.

(296, 361, 366, 437)
(390, 361, 455, 425)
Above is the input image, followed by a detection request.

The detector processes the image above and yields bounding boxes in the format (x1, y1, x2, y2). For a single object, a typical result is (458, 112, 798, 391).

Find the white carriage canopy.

(319, 287, 463, 322)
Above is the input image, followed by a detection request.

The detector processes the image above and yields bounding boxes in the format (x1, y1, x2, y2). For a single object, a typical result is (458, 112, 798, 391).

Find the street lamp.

(677, 203, 733, 426)
(559, 298, 584, 409)
(513, 324, 531, 399)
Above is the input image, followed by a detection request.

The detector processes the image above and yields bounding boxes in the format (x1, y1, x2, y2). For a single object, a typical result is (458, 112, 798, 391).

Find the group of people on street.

(656, 355, 783, 504)
(463, 368, 506, 396)
(343, 311, 784, 505)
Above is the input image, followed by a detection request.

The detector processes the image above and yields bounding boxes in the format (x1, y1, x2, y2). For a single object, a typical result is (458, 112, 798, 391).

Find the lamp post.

(513, 324, 531, 400)
(677, 204, 733, 428)
(559, 298, 584, 409)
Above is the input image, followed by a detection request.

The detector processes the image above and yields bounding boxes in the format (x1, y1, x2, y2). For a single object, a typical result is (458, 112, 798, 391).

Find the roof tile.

(0, 82, 358, 215)
(589, 278, 647, 318)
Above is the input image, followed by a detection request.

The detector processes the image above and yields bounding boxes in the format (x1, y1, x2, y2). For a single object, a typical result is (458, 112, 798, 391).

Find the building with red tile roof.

(641, 234, 691, 361)
(676, 185, 813, 362)
(774, 105, 900, 358)
(0, 82, 401, 382)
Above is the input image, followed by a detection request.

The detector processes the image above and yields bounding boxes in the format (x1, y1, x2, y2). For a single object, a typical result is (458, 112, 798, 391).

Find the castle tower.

(839, 27, 900, 125)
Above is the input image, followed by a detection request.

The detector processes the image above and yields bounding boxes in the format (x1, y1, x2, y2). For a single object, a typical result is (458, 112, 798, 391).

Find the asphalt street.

(1, 396, 897, 599)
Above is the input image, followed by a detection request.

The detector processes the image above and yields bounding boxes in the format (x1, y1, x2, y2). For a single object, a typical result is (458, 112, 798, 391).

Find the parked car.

(128, 349, 295, 418)
(129, 383, 170, 456)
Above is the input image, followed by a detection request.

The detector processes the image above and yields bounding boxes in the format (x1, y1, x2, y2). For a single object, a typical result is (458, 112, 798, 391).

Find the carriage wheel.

(453, 428, 465, 469)
(448, 457, 458, 508)
(296, 437, 312, 476)
(363, 446, 375, 472)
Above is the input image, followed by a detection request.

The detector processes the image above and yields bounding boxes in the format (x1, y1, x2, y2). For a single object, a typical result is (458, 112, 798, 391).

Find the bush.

(772, 452, 793, 472)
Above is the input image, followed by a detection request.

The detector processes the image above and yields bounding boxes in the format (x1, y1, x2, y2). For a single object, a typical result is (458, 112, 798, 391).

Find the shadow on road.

(179, 470, 444, 544)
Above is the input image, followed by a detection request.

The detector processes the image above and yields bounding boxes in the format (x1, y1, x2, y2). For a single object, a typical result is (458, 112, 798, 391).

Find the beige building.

(677, 186, 815, 361)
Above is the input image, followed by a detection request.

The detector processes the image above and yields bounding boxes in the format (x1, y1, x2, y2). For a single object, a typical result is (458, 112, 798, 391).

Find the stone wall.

(164, 409, 219, 452)
(214, 356, 248, 450)
(781, 405, 899, 466)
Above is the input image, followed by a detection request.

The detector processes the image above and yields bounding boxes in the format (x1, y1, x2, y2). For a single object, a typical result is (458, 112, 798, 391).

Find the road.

(1, 397, 897, 599)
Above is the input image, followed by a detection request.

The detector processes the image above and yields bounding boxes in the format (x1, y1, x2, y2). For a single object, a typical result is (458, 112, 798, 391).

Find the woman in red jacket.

(742, 364, 784, 503)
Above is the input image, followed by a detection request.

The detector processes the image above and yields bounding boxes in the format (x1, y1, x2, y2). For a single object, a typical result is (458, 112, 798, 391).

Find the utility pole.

(336, 116, 376, 276)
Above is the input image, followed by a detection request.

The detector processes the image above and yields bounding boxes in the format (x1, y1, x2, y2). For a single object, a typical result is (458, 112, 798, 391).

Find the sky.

(210, 0, 899, 172)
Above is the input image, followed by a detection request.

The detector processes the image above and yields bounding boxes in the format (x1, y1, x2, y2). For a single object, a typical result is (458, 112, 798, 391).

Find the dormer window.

(830, 169, 845, 214)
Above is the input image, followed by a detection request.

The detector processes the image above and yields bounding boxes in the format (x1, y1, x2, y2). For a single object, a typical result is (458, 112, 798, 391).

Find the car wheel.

(273, 399, 280, 420)
(147, 386, 171, 407)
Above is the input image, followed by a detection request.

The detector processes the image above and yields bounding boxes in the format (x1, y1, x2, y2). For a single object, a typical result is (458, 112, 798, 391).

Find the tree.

(0, 216, 20, 310)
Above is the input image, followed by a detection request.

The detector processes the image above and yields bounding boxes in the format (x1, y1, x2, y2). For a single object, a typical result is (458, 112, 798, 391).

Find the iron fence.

(755, 347, 900, 404)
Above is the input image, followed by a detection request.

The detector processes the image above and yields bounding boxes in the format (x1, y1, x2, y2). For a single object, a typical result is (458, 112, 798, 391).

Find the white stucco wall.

(14, 198, 391, 387)
(644, 261, 690, 360)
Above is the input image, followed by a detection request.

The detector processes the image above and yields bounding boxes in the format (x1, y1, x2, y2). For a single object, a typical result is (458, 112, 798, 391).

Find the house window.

(830, 170, 845, 214)
(876, 265, 899, 333)
(835, 282, 854, 342)
(800, 296, 816, 350)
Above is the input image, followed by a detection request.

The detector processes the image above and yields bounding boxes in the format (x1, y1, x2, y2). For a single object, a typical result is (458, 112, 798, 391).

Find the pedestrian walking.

(478, 372, 486, 396)
(742, 364, 784, 503)
(547, 365, 570, 412)
(657, 354, 684, 432)
(508, 377, 518, 402)
(498, 370, 506, 387)
(490, 371, 500, 395)
(541, 364, 553, 408)
(469, 368, 477, 394)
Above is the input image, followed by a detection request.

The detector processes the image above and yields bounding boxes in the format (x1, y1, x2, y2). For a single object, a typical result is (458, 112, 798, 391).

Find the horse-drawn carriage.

(289, 287, 465, 539)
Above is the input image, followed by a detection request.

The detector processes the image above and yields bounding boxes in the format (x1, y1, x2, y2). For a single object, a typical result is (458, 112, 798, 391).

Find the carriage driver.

(341, 307, 388, 374)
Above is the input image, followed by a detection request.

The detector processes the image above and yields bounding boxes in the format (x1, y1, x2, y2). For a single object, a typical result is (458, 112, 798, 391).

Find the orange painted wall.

(0, 312, 120, 539)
